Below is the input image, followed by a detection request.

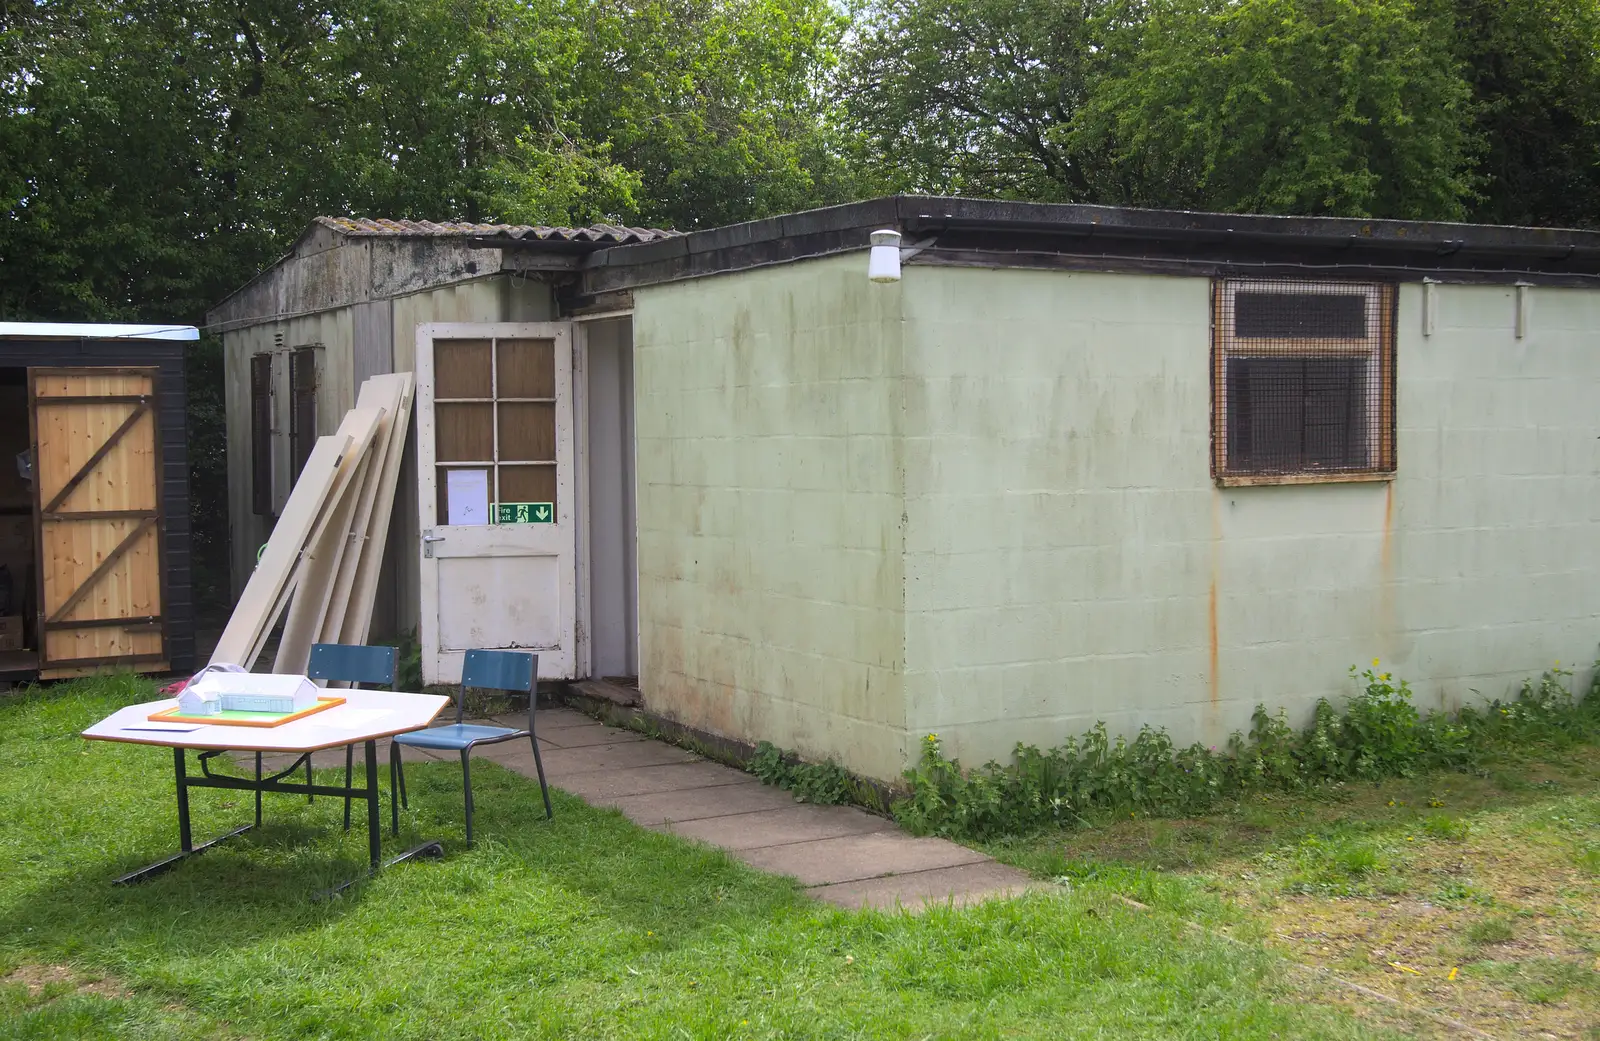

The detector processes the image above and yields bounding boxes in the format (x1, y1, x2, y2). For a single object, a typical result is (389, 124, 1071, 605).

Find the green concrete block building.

(213, 199, 1600, 782)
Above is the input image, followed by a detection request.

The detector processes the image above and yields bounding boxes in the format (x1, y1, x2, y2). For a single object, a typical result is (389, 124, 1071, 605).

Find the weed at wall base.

(749, 742, 875, 807)
(896, 658, 1600, 842)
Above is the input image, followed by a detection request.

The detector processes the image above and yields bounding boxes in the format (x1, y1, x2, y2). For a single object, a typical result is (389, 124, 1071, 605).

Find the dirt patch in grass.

(4, 962, 129, 1000)
(991, 745, 1600, 1039)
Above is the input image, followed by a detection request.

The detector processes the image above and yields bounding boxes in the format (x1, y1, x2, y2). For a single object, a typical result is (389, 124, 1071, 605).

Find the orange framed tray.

(149, 695, 347, 728)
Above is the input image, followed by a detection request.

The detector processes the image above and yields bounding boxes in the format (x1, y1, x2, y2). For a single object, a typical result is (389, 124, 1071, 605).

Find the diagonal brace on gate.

(39, 398, 151, 515)
(46, 517, 156, 624)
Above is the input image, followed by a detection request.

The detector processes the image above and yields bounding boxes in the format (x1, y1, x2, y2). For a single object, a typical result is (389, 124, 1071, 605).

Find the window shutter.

(288, 347, 319, 479)
(250, 354, 273, 516)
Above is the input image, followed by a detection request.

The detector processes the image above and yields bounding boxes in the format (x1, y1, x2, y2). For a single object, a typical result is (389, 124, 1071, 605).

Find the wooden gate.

(29, 368, 168, 677)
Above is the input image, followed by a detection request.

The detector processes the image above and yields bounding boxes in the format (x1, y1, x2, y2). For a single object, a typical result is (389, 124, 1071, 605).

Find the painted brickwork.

(632, 260, 1600, 781)
(901, 270, 1600, 770)
(631, 256, 909, 779)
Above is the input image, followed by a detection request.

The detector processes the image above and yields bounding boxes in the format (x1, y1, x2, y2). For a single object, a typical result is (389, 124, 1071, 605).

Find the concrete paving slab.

(438, 703, 1031, 911)
(734, 831, 989, 887)
(661, 803, 894, 851)
(807, 860, 1036, 911)
(536, 741, 701, 776)
(535, 725, 648, 749)
(554, 761, 753, 801)
(611, 781, 799, 825)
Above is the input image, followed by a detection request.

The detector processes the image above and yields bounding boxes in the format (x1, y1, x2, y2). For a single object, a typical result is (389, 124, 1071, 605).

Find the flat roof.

(509, 196, 1600, 298)
(0, 322, 199, 341)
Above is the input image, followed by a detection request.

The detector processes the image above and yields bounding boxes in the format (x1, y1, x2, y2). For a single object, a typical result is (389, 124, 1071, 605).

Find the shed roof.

(0, 321, 199, 341)
(315, 216, 677, 247)
(549, 196, 1600, 297)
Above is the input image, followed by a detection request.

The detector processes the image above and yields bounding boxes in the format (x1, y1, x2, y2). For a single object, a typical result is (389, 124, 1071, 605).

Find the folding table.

(82, 689, 451, 888)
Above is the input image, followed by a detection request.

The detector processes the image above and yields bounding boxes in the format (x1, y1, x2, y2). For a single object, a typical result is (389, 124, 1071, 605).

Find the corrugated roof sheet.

(316, 216, 677, 245)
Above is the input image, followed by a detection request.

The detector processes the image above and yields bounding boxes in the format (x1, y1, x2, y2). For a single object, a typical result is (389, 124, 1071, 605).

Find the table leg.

(365, 740, 381, 870)
(254, 752, 263, 827)
(175, 746, 193, 853)
(114, 747, 251, 886)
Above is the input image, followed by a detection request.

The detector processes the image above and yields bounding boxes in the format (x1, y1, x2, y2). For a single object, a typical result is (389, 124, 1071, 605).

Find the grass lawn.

(0, 678, 1419, 1040)
(986, 745, 1600, 1039)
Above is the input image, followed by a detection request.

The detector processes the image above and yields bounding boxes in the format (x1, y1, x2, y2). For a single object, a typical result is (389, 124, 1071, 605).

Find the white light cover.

(867, 229, 902, 283)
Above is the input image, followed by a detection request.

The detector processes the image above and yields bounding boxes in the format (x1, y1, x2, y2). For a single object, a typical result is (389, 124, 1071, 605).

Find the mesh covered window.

(1212, 280, 1396, 483)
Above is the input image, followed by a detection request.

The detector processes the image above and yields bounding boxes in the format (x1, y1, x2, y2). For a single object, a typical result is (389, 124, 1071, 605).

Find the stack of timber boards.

(210, 372, 414, 672)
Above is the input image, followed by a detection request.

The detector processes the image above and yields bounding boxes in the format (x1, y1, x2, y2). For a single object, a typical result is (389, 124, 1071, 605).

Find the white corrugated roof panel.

(0, 322, 199, 341)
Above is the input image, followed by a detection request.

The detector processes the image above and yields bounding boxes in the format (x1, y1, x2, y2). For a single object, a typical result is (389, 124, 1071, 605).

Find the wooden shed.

(0, 323, 196, 681)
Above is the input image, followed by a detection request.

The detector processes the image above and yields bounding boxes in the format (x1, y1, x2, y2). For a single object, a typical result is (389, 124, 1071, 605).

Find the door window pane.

(500, 464, 556, 507)
(498, 402, 555, 462)
(435, 340, 493, 398)
(437, 403, 493, 461)
(496, 339, 555, 398)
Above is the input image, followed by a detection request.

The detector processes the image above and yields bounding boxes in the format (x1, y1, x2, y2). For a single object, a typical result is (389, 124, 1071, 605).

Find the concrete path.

(496, 707, 1033, 910)
(253, 707, 1032, 910)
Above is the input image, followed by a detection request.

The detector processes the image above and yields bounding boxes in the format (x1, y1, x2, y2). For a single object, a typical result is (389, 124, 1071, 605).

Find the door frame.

(415, 322, 579, 683)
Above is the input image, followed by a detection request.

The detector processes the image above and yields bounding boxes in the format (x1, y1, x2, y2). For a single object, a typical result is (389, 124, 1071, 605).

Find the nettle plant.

(896, 657, 1600, 841)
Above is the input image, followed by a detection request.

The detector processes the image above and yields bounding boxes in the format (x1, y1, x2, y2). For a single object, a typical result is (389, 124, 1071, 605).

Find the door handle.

(422, 531, 445, 558)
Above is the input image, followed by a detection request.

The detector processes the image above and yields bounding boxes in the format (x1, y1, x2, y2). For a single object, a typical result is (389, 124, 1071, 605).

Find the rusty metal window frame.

(1211, 278, 1397, 486)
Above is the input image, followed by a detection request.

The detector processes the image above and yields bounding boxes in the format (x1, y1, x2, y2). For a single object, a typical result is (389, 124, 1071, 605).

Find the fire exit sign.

(495, 502, 553, 524)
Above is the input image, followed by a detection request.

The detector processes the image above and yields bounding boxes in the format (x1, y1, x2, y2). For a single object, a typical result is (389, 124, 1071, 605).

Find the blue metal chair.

(390, 649, 552, 845)
(306, 643, 399, 832)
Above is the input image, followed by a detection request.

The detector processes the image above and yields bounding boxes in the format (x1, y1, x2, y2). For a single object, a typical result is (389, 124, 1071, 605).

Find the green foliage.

(1077, 0, 1477, 219)
(1421, 814, 1471, 840)
(843, 0, 1600, 227)
(0, 0, 849, 328)
(1465, 915, 1516, 945)
(0, 678, 1393, 1040)
(1448, 0, 1600, 228)
(898, 658, 1600, 841)
(841, 0, 1114, 199)
(748, 741, 856, 804)
(1577, 843, 1600, 876)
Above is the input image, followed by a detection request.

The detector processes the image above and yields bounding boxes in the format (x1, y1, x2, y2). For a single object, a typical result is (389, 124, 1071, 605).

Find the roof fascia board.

(572, 195, 1600, 297)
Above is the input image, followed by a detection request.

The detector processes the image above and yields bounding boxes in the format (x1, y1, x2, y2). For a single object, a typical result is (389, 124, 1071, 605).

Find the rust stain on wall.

(1209, 493, 1221, 706)
(1379, 480, 1395, 653)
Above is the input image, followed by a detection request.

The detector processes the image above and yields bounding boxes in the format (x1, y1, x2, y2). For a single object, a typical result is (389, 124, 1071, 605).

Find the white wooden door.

(416, 323, 577, 682)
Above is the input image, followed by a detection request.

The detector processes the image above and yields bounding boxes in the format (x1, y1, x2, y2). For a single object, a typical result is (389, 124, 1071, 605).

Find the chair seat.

(393, 723, 523, 751)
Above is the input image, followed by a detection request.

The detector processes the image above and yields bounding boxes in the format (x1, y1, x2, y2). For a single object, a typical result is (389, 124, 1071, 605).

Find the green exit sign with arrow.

(495, 502, 553, 524)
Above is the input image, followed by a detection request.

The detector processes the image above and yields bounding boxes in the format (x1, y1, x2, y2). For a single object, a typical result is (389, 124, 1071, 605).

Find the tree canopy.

(0, 0, 851, 323)
(3, 0, 1600, 325)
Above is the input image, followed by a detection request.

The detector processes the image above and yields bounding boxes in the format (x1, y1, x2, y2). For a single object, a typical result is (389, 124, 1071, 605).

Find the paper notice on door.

(446, 468, 490, 526)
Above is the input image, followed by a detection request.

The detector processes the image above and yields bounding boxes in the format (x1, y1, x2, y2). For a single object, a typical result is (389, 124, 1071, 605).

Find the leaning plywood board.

(317, 374, 408, 648)
(338, 372, 415, 647)
(271, 406, 386, 673)
(245, 570, 298, 671)
(210, 432, 352, 666)
(271, 454, 371, 673)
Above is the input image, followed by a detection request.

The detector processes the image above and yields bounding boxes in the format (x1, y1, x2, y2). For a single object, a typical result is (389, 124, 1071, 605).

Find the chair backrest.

(461, 649, 536, 693)
(459, 649, 537, 725)
(307, 643, 398, 689)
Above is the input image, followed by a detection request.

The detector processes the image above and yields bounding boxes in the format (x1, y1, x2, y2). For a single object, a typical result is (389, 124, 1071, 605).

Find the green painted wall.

(631, 255, 909, 778)
(633, 258, 1600, 781)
